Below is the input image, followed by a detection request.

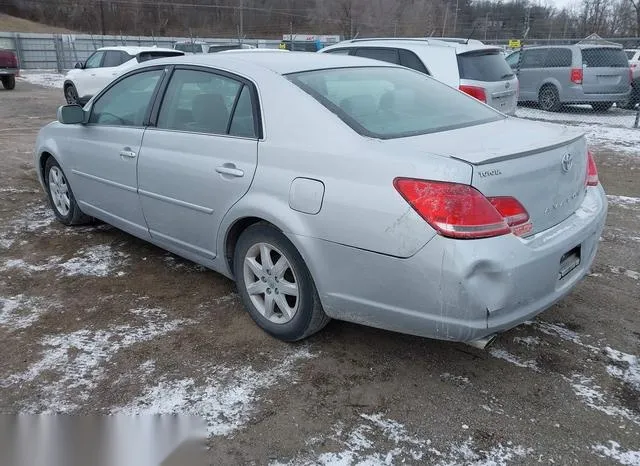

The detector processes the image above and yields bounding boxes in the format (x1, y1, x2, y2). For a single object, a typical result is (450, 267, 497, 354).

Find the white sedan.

(63, 46, 183, 104)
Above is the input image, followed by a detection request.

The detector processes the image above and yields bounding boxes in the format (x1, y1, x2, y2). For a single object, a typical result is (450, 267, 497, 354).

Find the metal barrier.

(0, 32, 282, 71)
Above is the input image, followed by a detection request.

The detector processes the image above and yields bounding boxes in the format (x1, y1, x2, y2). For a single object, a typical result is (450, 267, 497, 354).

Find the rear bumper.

(0, 68, 18, 76)
(561, 86, 630, 103)
(294, 185, 607, 342)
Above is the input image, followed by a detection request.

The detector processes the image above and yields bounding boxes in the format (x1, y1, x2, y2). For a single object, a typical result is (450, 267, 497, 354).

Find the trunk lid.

(580, 47, 630, 94)
(382, 118, 588, 236)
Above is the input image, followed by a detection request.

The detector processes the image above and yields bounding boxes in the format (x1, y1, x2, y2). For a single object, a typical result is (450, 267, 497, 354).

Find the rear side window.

(355, 48, 400, 65)
(399, 49, 428, 74)
(581, 48, 628, 68)
(626, 50, 636, 60)
(288, 67, 502, 139)
(545, 48, 572, 67)
(137, 51, 183, 63)
(457, 50, 514, 81)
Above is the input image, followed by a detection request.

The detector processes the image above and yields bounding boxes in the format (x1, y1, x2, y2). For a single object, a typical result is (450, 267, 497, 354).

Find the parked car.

(35, 52, 607, 346)
(63, 46, 184, 104)
(506, 45, 631, 112)
(0, 48, 19, 90)
(319, 38, 519, 115)
(173, 40, 255, 54)
(617, 49, 640, 109)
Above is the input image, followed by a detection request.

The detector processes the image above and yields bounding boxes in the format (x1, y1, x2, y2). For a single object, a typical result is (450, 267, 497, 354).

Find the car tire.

(44, 157, 91, 226)
(591, 102, 613, 112)
(64, 83, 79, 104)
(538, 85, 561, 112)
(234, 223, 330, 342)
(1, 75, 15, 90)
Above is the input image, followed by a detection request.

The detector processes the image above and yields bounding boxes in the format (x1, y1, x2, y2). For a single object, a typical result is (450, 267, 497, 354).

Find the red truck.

(0, 49, 19, 90)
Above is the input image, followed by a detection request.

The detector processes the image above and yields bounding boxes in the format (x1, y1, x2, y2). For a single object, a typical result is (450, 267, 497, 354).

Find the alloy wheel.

(48, 166, 71, 216)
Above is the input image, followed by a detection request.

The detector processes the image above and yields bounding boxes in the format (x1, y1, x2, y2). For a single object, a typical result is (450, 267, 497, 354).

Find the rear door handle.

(215, 165, 244, 177)
(119, 149, 137, 159)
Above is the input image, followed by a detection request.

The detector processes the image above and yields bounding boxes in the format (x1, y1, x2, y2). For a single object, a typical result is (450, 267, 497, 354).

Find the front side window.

(288, 67, 503, 139)
(84, 51, 105, 69)
(520, 49, 548, 69)
(505, 51, 520, 68)
(355, 48, 400, 65)
(89, 69, 163, 126)
(157, 69, 247, 136)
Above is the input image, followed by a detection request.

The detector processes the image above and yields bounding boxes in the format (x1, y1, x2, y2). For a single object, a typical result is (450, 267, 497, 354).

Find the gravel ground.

(1, 81, 639, 465)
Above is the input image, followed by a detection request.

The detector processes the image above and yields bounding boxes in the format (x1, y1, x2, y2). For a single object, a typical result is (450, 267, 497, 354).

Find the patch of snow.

(163, 254, 207, 272)
(604, 347, 640, 392)
(0, 295, 52, 330)
(607, 195, 640, 208)
(489, 348, 539, 371)
(440, 372, 471, 385)
(592, 441, 640, 465)
(513, 336, 541, 347)
(18, 70, 65, 89)
(608, 266, 640, 280)
(58, 245, 129, 277)
(439, 438, 532, 466)
(3, 308, 188, 412)
(115, 347, 315, 437)
(532, 321, 600, 352)
(568, 375, 640, 426)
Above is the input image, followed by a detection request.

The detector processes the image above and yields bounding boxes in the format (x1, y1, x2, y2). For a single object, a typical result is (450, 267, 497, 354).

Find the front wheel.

(44, 157, 91, 225)
(1, 75, 15, 90)
(234, 223, 330, 341)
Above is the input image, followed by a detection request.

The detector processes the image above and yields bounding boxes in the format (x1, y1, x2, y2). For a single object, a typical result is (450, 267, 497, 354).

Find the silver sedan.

(34, 52, 607, 346)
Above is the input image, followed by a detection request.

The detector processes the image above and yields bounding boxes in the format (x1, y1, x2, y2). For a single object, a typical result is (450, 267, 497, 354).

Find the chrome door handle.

(119, 150, 137, 159)
(215, 165, 244, 177)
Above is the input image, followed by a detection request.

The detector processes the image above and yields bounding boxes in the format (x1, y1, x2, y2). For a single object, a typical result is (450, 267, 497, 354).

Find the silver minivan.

(506, 45, 631, 112)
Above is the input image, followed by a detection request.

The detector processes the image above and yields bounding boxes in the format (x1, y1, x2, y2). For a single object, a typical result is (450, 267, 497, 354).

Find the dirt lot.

(1, 81, 639, 465)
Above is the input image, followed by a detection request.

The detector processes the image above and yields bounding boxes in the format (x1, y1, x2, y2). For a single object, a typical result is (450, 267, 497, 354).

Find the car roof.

(144, 50, 395, 75)
(522, 44, 623, 50)
(323, 38, 499, 54)
(97, 46, 179, 54)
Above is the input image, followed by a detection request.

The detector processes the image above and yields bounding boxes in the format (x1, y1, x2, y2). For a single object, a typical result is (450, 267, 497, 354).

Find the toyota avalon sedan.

(34, 52, 607, 346)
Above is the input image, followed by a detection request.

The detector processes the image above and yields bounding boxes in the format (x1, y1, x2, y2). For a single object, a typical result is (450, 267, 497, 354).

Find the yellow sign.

(278, 42, 287, 50)
(509, 39, 521, 48)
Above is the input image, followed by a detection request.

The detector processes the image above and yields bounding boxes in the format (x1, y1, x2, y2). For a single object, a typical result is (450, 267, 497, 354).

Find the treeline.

(2, 0, 640, 39)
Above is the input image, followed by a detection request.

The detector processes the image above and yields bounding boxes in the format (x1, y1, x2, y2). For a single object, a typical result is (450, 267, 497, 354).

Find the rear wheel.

(44, 157, 91, 226)
(234, 223, 330, 341)
(591, 102, 613, 112)
(1, 75, 15, 90)
(538, 85, 561, 112)
(64, 83, 79, 104)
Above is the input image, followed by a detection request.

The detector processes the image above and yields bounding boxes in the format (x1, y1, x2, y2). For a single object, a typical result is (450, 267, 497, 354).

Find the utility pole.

(100, 0, 106, 36)
(442, 2, 449, 37)
(239, 0, 244, 42)
(484, 13, 489, 41)
(453, 0, 459, 36)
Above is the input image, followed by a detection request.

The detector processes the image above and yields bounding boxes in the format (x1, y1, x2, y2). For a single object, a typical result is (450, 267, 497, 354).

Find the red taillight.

(586, 151, 599, 186)
(393, 179, 532, 239)
(459, 85, 487, 103)
(570, 68, 583, 84)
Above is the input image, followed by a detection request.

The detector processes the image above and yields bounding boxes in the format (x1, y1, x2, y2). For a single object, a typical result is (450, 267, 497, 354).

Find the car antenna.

(465, 26, 477, 44)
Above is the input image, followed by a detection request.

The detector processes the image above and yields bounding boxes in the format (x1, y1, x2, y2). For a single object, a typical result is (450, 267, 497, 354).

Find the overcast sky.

(542, 0, 580, 10)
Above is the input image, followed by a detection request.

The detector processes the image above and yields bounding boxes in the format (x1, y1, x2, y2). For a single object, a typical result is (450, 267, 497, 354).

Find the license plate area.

(559, 245, 581, 280)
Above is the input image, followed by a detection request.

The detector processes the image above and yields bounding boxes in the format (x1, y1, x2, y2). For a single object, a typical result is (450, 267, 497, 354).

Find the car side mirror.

(57, 104, 86, 125)
(75, 62, 84, 69)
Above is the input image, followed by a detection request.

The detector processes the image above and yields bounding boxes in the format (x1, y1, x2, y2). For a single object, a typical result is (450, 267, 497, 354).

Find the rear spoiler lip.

(450, 134, 585, 166)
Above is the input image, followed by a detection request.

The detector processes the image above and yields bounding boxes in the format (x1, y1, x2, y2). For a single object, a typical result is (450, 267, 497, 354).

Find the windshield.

(457, 50, 515, 81)
(581, 48, 628, 68)
(287, 67, 503, 139)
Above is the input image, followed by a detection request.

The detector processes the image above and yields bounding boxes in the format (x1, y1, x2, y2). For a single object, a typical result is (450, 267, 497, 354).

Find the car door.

(74, 50, 105, 97)
(545, 48, 572, 98)
(65, 67, 166, 239)
(137, 67, 259, 260)
(518, 48, 548, 101)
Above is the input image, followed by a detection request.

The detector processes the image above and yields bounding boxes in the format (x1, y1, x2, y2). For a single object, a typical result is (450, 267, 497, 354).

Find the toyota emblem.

(561, 153, 573, 173)
(505, 81, 511, 89)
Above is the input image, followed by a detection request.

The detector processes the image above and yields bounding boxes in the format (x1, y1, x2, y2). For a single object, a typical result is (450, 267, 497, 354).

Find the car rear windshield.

(457, 50, 515, 82)
(137, 51, 184, 63)
(287, 67, 503, 139)
(581, 48, 628, 68)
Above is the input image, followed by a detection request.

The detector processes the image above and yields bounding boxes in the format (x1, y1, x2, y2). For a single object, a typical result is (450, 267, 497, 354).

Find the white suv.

(320, 38, 519, 115)
(64, 46, 184, 104)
